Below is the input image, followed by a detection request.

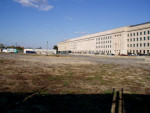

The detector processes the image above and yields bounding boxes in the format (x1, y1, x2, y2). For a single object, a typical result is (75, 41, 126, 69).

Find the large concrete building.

(58, 22, 150, 55)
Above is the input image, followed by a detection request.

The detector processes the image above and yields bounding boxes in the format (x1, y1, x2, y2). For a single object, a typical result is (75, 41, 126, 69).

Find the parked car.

(107, 53, 115, 56)
(128, 53, 136, 56)
(138, 54, 147, 56)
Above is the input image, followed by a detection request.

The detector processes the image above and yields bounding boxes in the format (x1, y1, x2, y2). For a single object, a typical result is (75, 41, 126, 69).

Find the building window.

(134, 33, 135, 36)
(144, 31, 146, 35)
(140, 32, 142, 35)
(140, 43, 142, 47)
(137, 32, 139, 36)
(130, 50, 132, 53)
(133, 44, 135, 47)
(140, 37, 142, 41)
(134, 38, 135, 41)
(137, 38, 138, 41)
(128, 34, 129, 37)
(130, 33, 132, 37)
(148, 43, 150, 47)
(127, 39, 129, 42)
(110, 40, 111, 43)
(130, 44, 132, 47)
(108, 45, 109, 48)
(148, 36, 150, 40)
(137, 44, 138, 47)
(144, 43, 146, 47)
(110, 45, 111, 48)
(144, 37, 146, 40)
(130, 38, 132, 42)
(148, 31, 149, 34)
(140, 50, 142, 53)
(127, 44, 129, 47)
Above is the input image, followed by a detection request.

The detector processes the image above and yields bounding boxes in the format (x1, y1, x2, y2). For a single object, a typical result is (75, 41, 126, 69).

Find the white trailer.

(3, 48, 17, 53)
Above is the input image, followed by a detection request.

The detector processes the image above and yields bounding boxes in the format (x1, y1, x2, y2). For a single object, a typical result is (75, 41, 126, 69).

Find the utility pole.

(47, 41, 48, 56)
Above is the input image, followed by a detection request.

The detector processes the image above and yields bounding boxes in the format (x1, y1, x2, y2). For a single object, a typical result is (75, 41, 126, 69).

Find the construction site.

(0, 53, 150, 113)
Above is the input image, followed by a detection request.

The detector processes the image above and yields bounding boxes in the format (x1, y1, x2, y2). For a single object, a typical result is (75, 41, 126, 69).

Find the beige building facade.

(58, 22, 150, 55)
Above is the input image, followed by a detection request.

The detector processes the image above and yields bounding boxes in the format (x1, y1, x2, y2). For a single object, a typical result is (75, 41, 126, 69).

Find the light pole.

(47, 41, 48, 56)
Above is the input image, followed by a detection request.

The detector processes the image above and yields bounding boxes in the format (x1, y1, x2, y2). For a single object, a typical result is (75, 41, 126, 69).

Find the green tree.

(0, 44, 5, 48)
(53, 45, 58, 53)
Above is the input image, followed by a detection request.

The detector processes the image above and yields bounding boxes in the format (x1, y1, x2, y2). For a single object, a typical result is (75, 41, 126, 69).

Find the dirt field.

(0, 53, 150, 112)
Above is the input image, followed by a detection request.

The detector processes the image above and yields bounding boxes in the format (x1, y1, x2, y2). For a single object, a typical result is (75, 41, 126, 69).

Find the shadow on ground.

(0, 91, 150, 113)
(123, 94, 150, 113)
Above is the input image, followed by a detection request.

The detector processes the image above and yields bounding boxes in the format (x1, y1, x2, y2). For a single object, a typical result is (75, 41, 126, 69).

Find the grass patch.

(61, 89, 74, 94)
(48, 76, 64, 80)
(0, 58, 150, 94)
(63, 82, 69, 87)
(103, 90, 112, 94)
(39, 89, 49, 95)
(0, 60, 4, 63)
(145, 76, 150, 80)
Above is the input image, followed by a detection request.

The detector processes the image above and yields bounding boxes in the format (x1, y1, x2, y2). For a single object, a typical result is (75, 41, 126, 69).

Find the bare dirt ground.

(0, 53, 150, 94)
(0, 53, 150, 113)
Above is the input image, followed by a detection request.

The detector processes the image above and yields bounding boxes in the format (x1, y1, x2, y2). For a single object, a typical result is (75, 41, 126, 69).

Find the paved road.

(61, 54, 145, 64)
(0, 53, 147, 65)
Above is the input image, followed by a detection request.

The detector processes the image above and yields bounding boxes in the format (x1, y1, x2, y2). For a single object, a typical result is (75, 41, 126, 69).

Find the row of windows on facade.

(127, 30, 150, 37)
(96, 36, 112, 41)
(96, 45, 112, 48)
(114, 34, 121, 37)
(128, 50, 149, 54)
(127, 43, 150, 47)
(127, 36, 150, 42)
(96, 50, 112, 53)
(96, 40, 112, 44)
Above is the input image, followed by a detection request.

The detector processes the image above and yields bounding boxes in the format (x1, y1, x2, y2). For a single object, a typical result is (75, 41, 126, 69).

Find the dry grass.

(0, 58, 150, 94)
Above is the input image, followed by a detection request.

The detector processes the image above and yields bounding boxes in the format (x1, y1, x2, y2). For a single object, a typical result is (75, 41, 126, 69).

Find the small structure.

(3, 48, 18, 53)
(23, 49, 56, 55)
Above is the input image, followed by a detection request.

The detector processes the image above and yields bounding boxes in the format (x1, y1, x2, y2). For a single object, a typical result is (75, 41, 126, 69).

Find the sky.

(0, 0, 150, 49)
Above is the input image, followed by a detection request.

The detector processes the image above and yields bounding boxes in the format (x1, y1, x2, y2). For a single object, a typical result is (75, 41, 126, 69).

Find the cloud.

(14, 0, 53, 11)
(65, 16, 72, 21)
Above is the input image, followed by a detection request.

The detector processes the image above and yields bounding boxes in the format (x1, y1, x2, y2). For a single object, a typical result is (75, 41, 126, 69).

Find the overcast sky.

(0, 0, 150, 49)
